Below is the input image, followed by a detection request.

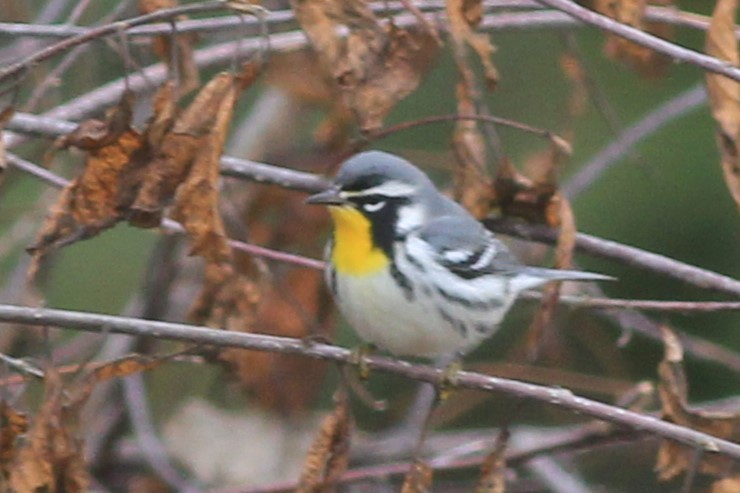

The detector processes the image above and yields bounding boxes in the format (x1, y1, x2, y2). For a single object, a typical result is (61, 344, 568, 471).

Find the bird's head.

(307, 151, 440, 258)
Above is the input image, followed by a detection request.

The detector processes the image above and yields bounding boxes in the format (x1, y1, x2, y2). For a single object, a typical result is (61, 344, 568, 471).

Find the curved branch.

(0, 1, 228, 86)
(535, 0, 740, 80)
(0, 303, 738, 460)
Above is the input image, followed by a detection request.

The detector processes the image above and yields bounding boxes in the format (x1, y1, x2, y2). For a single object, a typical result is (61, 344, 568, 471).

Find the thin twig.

(0, 1, 228, 86)
(4, 152, 325, 270)
(563, 84, 707, 198)
(0, 303, 737, 458)
(521, 293, 740, 313)
(534, 0, 740, 81)
(485, 217, 740, 299)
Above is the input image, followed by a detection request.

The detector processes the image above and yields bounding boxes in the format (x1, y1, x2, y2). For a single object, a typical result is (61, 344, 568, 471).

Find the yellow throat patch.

(329, 206, 389, 275)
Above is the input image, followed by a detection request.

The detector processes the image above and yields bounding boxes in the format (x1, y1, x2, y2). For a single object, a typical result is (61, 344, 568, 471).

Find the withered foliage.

(137, 0, 200, 97)
(401, 460, 433, 493)
(30, 65, 261, 274)
(1, 357, 165, 493)
(593, 0, 674, 77)
(446, 0, 499, 88)
(705, 0, 740, 211)
(223, 186, 334, 413)
(296, 395, 352, 493)
(292, 0, 438, 131)
(655, 326, 740, 482)
(492, 144, 577, 358)
(451, 81, 493, 219)
(476, 429, 510, 493)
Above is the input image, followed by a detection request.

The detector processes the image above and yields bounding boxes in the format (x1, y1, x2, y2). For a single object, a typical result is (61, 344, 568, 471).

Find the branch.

(534, 0, 740, 81)
(6, 116, 740, 294)
(0, 1, 229, 86)
(485, 217, 740, 299)
(0, 303, 738, 460)
(564, 84, 707, 198)
(4, 152, 325, 270)
(521, 293, 740, 313)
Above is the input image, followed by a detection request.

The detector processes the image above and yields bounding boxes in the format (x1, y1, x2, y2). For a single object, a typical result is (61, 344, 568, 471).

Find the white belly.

(331, 264, 517, 358)
(332, 268, 465, 357)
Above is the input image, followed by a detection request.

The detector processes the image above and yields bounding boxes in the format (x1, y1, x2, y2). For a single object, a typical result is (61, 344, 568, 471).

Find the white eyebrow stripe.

(342, 180, 417, 198)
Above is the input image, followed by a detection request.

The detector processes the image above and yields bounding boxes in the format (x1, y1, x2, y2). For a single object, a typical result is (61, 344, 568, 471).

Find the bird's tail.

(521, 267, 615, 283)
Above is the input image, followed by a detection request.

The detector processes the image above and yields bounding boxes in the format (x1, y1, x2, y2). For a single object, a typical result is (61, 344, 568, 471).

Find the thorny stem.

(0, 303, 739, 460)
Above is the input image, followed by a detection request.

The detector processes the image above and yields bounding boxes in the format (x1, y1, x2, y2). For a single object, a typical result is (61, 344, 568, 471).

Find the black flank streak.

(437, 308, 468, 337)
(391, 262, 415, 301)
(328, 267, 339, 300)
(435, 285, 504, 310)
(404, 249, 426, 272)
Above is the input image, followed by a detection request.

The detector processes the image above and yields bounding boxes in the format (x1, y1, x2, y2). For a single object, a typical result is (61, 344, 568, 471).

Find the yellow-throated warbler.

(307, 151, 611, 358)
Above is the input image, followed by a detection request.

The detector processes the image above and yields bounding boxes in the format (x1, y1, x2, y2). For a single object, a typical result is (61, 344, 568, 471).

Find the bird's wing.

(415, 215, 523, 279)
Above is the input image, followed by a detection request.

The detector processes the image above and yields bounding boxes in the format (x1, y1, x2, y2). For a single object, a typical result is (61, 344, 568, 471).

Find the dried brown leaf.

(656, 326, 740, 481)
(169, 76, 237, 263)
(712, 475, 740, 493)
(401, 460, 433, 493)
(452, 81, 493, 219)
(595, 0, 673, 77)
(8, 368, 89, 493)
(138, 0, 199, 96)
(705, 0, 740, 211)
(226, 183, 335, 413)
(296, 396, 352, 493)
(134, 67, 260, 262)
(29, 92, 144, 274)
(524, 195, 576, 359)
(446, 0, 499, 88)
(0, 400, 28, 476)
(476, 429, 509, 493)
(293, 0, 437, 131)
(190, 261, 260, 331)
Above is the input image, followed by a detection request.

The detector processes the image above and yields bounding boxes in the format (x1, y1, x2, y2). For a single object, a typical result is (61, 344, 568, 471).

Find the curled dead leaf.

(29, 92, 145, 275)
(656, 326, 740, 481)
(705, 0, 740, 211)
(0, 400, 28, 471)
(293, 0, 437, 131)
(401, 460, 433, 493)
(8, 368, 89, 493)
(594, 0, 674, 77)
(476, 429, 509, 493)
(446, 0, 499, 88)
(451, 81, 493, 219)
(296, 395, 352, 493)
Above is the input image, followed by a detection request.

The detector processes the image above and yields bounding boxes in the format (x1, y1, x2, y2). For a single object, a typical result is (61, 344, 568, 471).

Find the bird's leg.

(437, 354, 464, 402)
(349, 342, 376, 380)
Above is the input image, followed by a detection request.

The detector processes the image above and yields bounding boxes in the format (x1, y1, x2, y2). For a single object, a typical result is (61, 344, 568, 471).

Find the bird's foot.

(437, 360, 463, 402)
(349, 343, 376, 380)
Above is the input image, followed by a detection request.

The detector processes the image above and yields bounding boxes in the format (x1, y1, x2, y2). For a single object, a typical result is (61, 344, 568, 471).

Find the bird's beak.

(305, 187, 347, 206)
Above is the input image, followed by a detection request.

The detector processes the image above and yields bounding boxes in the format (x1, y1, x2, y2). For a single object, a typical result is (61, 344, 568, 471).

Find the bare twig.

(4, 152, 325, 270)
(533, 0, 740, 81)
(485, 217, 740, 298)
(0, 303, 738, 459)
(521, 293, 740, 313)
(563, 84, 707, 198)
(0, 1, 228, 86)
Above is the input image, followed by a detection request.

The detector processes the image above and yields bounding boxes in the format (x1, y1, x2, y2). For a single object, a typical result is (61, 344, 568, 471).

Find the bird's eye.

(361, 200, 386, 213)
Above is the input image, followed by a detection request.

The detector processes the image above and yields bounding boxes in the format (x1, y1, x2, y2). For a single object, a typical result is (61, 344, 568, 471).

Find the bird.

(306, 151, 611, 359)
